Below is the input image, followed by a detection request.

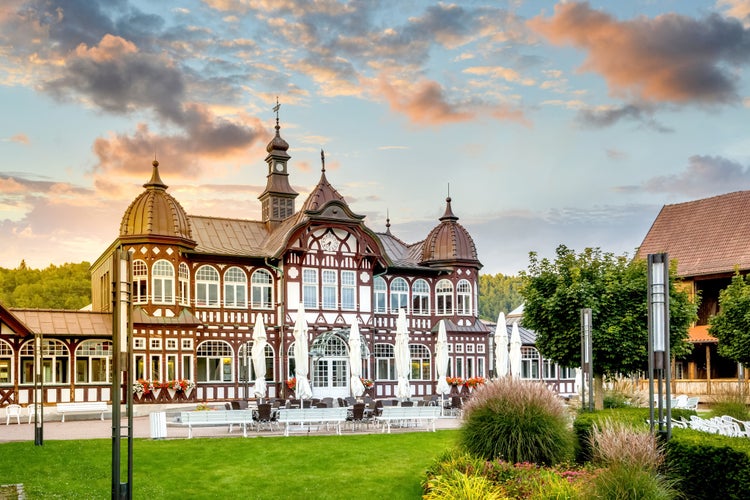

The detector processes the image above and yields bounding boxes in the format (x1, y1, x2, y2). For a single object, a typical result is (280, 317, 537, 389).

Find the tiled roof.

(9, 309, 111, 336)
(637, 190, 750, 277)
(189, 216, 270, 257)
(689, 325, 717, 343)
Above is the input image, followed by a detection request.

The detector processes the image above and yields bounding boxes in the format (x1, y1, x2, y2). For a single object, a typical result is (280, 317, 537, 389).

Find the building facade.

(0, 116, 490, 407)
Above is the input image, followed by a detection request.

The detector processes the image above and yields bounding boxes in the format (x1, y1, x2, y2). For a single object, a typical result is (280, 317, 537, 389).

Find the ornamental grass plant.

(460, 377, 575, 465)
(709, 385, 750, 421)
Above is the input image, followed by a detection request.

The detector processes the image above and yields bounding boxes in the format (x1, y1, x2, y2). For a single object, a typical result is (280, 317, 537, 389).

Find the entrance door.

(312, 358, 349, 399)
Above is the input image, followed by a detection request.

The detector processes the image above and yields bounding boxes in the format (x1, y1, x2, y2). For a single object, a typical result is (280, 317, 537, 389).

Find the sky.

(1, 1, 750, 276)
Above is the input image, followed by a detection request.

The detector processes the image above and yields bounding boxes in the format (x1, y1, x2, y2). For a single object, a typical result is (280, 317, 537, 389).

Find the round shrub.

(460, 378, 575, 465)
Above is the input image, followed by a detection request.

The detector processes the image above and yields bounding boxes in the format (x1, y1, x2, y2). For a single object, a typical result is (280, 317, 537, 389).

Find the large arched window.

(436, 279, 453, 315)
(133, 260, 148, 304)
(374, 343, 395, 380)
(238, 341, 275, 381)
(251, 269, 273, 309)
(412, 279, 430, 315)
(75, 340, 113, 384)
(224, 267, 247, 308)
(195, 265, 220, 307)
(152, 260, 175, 304)
(390, 277, 409, 313)
(0, 340, 13, 384)
(178, 262, 190, 306)
(456, 279, 472, 315)
(410, 344, 431, 380)
(196, 340, 233, 382)
(20, 339, 69, 384)
(373, 277, 387, 314)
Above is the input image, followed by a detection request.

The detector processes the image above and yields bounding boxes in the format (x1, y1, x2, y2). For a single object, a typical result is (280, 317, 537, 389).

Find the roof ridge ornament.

(321, 149, 326, 173)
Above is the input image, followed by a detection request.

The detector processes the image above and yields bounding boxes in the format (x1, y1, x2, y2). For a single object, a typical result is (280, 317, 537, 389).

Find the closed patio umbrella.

(494, 312, 509, 378)
(293, 304, 313, 400)
(435, 319, 450, 414)
(509, 321, 522, 378)
(394, 308, 412, 401)
(348, 320, 365, 398)
(251, 315, 267, 399)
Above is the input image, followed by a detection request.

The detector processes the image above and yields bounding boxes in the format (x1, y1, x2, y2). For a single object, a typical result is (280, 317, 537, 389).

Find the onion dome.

(420, 197, 480, 266)
(266, 120, 289, 153)
(119, 160, 194, 243)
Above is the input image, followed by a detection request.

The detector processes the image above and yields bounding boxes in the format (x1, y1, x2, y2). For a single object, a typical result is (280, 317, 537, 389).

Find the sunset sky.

(1, 1, 750, 275)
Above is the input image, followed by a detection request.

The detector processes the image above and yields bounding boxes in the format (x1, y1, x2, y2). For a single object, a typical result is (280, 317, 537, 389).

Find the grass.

(0, 431, 458, 499)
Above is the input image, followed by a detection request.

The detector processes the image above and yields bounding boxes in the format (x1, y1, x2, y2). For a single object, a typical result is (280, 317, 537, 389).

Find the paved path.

(0, 409, 461, 442)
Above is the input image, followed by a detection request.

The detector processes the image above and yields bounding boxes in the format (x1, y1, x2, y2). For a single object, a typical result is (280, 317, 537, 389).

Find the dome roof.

(119, 160, 194, 242)
(266, 123, 289, 153)
(420, 197, 480, 266)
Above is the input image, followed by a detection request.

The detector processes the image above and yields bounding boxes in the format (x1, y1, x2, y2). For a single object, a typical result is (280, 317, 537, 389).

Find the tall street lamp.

(580, 308, 593, 412)
(34, 332, 43, 446)
(648, 253, 671, 440)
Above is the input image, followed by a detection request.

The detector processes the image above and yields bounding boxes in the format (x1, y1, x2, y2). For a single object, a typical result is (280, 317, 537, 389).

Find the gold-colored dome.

(119, 160, 194, 242)
(421, 197, 479, 265)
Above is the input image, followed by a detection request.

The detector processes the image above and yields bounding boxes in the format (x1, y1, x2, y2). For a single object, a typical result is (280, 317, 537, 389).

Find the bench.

(177, 410, 255, 438)
(277, 407, 348, 437)
(57, 402, 109, 423)
(374, 406, 441, 433)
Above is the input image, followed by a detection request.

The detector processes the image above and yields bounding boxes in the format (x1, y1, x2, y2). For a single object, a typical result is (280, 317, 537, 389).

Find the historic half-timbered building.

(0, 115, 490, 407)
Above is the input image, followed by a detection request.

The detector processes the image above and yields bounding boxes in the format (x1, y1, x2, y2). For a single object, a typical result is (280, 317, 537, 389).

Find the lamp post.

(648, 253, 671, 440)
(580, 308, 593, 412)
(34, 332, 43, 446)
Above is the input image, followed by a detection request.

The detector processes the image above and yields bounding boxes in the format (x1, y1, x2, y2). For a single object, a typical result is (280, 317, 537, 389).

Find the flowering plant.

(465, 376, 486, 388)
(360, 378, 374, 389)
(167, 379, 195, 392)
(286, 377, 297, 390)
(446, 377, 464, 386)
(132, 378, 155, 395)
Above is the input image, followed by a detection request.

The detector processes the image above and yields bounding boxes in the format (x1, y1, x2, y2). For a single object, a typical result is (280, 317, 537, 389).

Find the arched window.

(20, 339, 70, 384)
(195, 265, 220, 307)
(412, 279, 430, 315)
(456, 279, 472, 315)
(196, 340, 233, 382)
(436, 279, 453, 315)
(133, 260, 148, 304)
(75, 340, 113, 384)
(251, 269, 273, 309)
(521, 347, 540, 379)
(410, 344, 431, 380)
(287, 343, 297, 379)
(224, 267, 247, 308)
(178, 262, 190, 306)
(238, 341, 275, 382)
(390, 277, 409, 313)
(152, 260, 175, 304)
(374, 343, 395, 380)
(373, 277, 386, 314)
(0, 340, 13, 384)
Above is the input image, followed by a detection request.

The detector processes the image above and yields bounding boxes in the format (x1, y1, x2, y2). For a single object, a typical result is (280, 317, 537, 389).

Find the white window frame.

(410, 344, 431, 380)
(412, 279, 430, 315)
(178, 262, 190, 306)
(20, 339, 70, 385)
(373, 276, 386, 314)
(374, 343, 395, 381)
(436, 279, 453, 315)
(196, 340, 233, 382)
(456, 279, 472, 315)
(224, 266, 248, 309)
(0, 340, 13, 384)
(390, 277, 409, 313)
(303, 268, 318, 309)
(152, 259, 175, 304)
(150, 338, 162, 350)
(133, 260, 148, 304)
(181, 338, 193, 350)
(133, 337, 146, 350)
(251, 269, 274, 309)
(195, 265, 220, 307)
(322, 269, 338, 309)
(74, 340, 112, 384)
(166, 338, 178, 350)
(341, 270, 356, 310)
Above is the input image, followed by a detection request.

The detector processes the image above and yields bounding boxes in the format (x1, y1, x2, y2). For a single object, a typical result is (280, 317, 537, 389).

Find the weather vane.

(273, 96, 280, 124)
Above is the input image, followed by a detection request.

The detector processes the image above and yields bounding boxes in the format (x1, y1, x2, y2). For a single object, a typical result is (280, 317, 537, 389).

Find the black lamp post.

(648, 253, 671, 440)
(34, 332, 43, 446)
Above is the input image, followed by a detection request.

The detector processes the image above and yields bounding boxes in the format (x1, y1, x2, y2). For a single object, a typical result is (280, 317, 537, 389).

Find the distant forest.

(0, 261, 523, 317)
(0, 261, 91, 310)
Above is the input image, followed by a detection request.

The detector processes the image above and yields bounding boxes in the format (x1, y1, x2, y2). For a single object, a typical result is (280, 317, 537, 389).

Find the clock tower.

(259, 100, 298, 225)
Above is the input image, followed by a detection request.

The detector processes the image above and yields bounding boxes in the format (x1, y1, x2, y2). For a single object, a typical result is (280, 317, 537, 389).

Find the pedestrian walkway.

(0, 407, 461, 442)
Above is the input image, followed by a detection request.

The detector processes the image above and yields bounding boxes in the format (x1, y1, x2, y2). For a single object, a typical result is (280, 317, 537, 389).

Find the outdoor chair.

(337, 398, 346, 408)
(348, 403, 367, 430)
(255, 403, 277, 431)
(321, 397, 334, 408)
(400, 400, 414, 407)
(5, 404, 21, 425)
(26, 403, 42, 424)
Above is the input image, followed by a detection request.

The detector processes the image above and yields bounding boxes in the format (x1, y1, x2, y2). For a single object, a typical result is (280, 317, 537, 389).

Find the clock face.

(274, 162, 284, 172)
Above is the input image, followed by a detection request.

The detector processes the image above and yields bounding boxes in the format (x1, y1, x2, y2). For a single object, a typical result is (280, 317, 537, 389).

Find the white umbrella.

(394, 308, 412, 401)
(435, 319, 450, 414)
(251, 315, 267, 399)
(509, 321, 522, 378)
(348, 320, 365, 398)
(494, 312, 509, 378)
(293, 305, 313, 400)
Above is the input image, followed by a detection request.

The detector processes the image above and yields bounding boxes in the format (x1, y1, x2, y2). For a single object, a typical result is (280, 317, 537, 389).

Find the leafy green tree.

(478, 273, 523, 321)
(709, 272, 750, 365)
(520, 245, 696, 408)
(0, 261, 91, 309)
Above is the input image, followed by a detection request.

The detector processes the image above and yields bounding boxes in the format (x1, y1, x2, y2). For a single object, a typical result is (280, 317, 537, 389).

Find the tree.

(478, 273, 523, 321)
(0, 262, 91, 309)
(520, 245, 696, 408)
(709, 272, 750, 365)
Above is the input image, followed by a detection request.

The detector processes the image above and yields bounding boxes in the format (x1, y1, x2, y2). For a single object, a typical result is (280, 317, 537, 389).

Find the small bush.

(709, 386, 750, 421)
(584, 464, 680, 500)
(422, 470, 506, 500)
(460, 378, 575, 465)
(589, 419, 664, 471)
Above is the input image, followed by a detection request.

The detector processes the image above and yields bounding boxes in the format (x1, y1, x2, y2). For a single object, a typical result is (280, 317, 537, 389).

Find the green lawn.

(0, 430, 458, 499)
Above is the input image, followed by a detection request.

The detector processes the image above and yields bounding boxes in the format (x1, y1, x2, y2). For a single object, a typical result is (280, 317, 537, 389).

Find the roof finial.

(321, 149, 326, 173)
(273, 96, 281, 128)
(386, 209, 391, 234)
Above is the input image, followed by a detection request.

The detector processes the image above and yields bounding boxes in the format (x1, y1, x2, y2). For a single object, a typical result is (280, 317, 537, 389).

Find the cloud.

(576, 104, 673, 132)
(640, 155, 750, 196)
(377, 77, 473, 125)
(720, 0, 750, 27)
(529, 2, 750, 105)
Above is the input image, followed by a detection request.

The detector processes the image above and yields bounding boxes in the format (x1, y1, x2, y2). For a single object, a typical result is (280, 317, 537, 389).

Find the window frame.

(223, 266, 248, 309)
(390, 277, 409, 313)
(251, 269, 274, 309)
(152, 259, 175, 305)
(195, 265, 220, 307)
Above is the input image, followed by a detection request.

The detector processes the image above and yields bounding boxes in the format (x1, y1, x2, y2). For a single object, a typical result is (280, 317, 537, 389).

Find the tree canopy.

(709, 272, 750, 365)
(0, 261, 91, 310)
(520, 245, 696, 378)
(478, 273, 523, 321)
